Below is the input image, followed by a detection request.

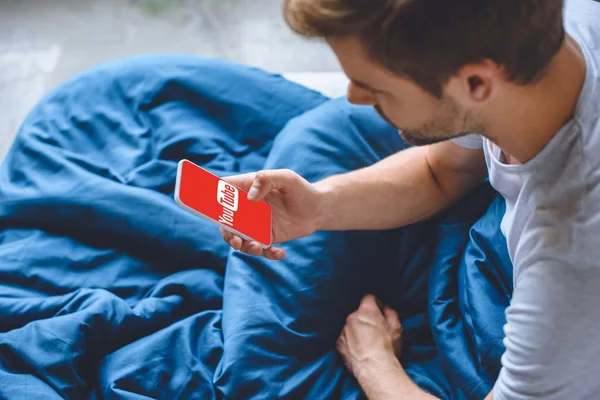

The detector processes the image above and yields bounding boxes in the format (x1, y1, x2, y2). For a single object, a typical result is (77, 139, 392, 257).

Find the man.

(220, 0, 600, 398)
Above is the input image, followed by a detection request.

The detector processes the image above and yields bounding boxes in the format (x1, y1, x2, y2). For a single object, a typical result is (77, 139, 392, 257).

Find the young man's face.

(328, 36, 483, 146)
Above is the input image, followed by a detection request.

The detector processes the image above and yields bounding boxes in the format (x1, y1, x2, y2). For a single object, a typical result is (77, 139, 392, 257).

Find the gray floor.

(0, 0, 343, 161)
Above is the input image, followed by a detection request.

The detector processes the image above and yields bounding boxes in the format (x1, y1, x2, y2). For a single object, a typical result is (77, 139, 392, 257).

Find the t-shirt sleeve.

(450, 134, 484, 149)
(493, 233, 600, 399)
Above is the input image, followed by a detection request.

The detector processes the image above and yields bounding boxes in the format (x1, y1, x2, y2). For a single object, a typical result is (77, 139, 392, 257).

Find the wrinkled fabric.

(0, 55, 512, 399)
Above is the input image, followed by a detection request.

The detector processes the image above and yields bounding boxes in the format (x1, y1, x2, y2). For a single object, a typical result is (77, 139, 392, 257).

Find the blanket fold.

(0, 55, 512, 400)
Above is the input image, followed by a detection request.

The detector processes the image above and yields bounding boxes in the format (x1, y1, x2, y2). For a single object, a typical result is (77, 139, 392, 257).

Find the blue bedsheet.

(0, 55, 512, 399)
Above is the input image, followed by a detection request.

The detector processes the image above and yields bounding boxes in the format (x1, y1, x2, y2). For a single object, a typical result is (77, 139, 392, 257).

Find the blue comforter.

(0, 55, 512, 399)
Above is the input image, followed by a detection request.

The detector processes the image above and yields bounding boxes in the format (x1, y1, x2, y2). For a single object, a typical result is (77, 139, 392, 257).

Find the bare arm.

(357, 362, 494, 400)
(314, 141, 487, 231)
(338, 295, 495, 400)
(220, 140, 486, 259)
(356, 360, 439, 399)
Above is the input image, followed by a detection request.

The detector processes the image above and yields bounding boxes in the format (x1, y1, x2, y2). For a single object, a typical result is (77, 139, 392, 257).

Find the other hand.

(337, 294, 403, 379)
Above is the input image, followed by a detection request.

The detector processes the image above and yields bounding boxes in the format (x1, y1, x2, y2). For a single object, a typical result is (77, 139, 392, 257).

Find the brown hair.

(283, 0, 565, 97)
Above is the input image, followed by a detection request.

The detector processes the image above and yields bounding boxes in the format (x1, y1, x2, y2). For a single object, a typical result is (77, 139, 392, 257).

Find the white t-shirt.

(451, 0, 600, 398)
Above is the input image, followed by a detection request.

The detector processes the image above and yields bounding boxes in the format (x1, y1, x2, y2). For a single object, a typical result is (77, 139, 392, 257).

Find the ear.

(453, 60, 501, 103)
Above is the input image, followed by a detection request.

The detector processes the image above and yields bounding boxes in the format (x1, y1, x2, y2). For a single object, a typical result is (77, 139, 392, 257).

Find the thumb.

(383, 306, 401, 331)
(247, 169, 297, 201)
(358, 294, 381, 316)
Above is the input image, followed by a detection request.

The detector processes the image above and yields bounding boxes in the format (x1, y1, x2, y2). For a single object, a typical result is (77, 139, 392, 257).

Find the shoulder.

(566, 6, 600, 264)
(521, 147, 600, 270)
(565, 0, 600, 36)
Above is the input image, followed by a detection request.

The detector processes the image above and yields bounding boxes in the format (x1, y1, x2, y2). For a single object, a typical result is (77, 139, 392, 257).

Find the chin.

(398, 131, 418, 145)
(399, 130, 448, 147)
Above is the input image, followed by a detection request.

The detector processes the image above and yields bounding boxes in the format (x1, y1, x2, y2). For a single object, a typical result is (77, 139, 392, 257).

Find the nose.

(346, 82, 377, 105)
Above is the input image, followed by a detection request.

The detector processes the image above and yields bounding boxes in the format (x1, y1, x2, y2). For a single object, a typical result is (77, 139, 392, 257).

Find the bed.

(0, 55, 512, 399)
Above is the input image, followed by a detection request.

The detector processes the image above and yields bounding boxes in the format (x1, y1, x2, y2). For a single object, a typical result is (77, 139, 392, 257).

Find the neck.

(484, 35, 587, 164)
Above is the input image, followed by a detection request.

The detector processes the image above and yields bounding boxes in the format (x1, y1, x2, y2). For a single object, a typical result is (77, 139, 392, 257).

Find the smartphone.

(174, 159, 272, 248)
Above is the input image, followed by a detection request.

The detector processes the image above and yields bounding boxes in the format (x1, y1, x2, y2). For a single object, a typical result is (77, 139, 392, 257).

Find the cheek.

(377, 95, 401, 117)
(379, 95, 431, 126)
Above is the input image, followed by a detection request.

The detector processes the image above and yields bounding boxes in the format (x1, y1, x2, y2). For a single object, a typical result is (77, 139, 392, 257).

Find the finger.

(384, 306, 402, 330)
(359, 294, 381, 314)
(238, 239, 253, 254)
(222, 172, 257, 192)
(385, 306, 403, 358)
(219, 228, 243, 250)
(263, 246, 286, 261)
(240, 240, 264, 257)
(219, 228, 234, 244)
(247, 169, 297, 201)
(375, 297, 385, 312)
(229, 235, 243, 251)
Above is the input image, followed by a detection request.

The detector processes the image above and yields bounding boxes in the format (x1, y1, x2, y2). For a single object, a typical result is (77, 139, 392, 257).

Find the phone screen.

(175, 160, 272, 247)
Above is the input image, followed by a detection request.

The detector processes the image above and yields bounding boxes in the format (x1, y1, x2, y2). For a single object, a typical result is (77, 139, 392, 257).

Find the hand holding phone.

(175, 160, 272, 248)
(175, 160, 324, 260)
(218, 168, 325, 260)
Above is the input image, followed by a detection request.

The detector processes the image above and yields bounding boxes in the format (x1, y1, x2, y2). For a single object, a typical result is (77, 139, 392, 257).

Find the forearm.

(357, 359, 439, 400)
(358, 360, 493, 400)
(314, 146, 460, 231)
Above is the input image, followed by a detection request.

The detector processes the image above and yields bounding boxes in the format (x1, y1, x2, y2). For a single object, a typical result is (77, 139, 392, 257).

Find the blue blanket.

(0, 55, 512, 399)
